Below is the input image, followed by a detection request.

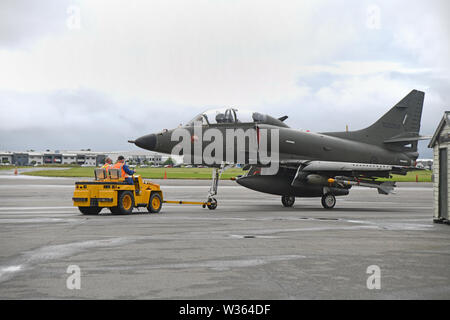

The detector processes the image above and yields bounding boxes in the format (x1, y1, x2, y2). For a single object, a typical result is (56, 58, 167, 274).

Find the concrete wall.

(433, 123, 450, 219)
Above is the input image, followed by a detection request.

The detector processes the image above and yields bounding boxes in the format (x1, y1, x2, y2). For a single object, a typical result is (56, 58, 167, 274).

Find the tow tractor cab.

(72, 168, 163, 215)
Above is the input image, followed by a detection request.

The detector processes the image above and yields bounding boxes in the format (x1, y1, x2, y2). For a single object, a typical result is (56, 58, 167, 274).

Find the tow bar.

(163, 199, 217, 210)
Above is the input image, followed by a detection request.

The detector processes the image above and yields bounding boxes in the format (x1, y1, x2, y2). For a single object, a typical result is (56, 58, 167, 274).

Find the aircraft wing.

(275, 160, 418, 195)
(300, 161, 393, 175)
(279, 159, 416, 176)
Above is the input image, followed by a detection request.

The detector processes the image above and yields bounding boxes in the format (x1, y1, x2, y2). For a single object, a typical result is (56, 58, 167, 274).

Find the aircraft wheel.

(281, 195, 295, 207)
(321, 193, 336, 209)
(207, 197, 217, 210)
(147, 193, 162, 213)
(78, 206, 101, 215)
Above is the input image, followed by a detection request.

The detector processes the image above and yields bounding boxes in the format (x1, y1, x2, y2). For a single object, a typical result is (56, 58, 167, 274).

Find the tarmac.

(0, 168, 449, 299)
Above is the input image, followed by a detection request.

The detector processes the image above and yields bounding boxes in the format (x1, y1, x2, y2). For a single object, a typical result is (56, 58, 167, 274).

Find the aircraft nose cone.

(135, 133, 157, 151)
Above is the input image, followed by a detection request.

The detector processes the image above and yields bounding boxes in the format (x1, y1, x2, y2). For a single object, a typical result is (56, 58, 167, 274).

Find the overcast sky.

(0, 0, 449, 157)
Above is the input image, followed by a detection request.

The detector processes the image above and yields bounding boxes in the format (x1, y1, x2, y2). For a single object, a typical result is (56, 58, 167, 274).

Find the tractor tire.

(116, 191, 134, 215)
(78, 206, 102, 215)
(147, 193, 162, 213)
(109, 207, 121, 215)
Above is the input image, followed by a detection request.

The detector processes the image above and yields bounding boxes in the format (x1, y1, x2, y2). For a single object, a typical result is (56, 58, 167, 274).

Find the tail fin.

(325, 90, 425, 153)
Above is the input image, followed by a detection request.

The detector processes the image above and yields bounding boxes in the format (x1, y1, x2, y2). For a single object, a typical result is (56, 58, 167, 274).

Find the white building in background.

(28, 152, 43, 165)
(63, 150, 106, 166)
(62, 153, 77, 165)
(416, 159, 433, 170)
(0, 149, 165, 166)
(0, 152, 13, 165)
(84, 155, 97, 166)
(106, 151, 163, 165)
(161, 155, 182, 164)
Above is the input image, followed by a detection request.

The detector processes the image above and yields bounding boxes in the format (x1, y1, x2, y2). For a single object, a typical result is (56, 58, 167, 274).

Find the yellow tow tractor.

(72, 168, 163, 215)
(72, 168, 217, 215)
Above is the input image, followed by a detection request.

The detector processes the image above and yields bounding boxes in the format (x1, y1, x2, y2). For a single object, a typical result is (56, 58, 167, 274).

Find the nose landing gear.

(206, 163, 233, 210)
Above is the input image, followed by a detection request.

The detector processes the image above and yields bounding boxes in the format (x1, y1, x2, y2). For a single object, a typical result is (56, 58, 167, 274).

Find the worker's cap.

(117, 155, 125, 160)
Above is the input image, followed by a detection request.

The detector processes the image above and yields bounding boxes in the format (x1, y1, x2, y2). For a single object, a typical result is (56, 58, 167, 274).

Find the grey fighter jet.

(130, 90, 428, 209)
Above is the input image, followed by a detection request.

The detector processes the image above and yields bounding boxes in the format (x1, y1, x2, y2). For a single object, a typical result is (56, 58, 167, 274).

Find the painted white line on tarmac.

(0, 206, 75, 210)
(0, 185, 74, 188)
(0, 218, 81, 224)
(0, 214, 78, 218)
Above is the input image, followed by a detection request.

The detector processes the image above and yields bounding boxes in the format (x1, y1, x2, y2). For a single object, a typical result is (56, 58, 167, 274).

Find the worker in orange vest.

(101, 157, 112, 172)
(112, 155, 135, 184)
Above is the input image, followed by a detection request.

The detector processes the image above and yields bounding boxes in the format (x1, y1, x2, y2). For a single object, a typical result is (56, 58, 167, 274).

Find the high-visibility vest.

(101, 163, 111, 172)
(112, 162, 127, 178)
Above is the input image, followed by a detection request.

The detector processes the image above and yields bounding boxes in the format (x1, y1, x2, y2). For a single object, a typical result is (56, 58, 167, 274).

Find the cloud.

(0, 0, 449, 159)
(0, 0, 72, 48)
(0, 0, 360, 106)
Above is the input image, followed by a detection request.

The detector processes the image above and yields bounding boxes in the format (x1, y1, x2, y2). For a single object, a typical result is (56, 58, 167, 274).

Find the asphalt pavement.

(0, 169, 449, 299)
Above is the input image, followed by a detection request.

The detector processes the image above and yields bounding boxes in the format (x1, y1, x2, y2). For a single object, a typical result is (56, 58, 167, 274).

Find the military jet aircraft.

(130, 89, 428, 209)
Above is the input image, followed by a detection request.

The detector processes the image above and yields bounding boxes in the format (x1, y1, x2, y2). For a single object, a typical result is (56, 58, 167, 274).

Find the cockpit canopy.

(186, 108, 289, 128)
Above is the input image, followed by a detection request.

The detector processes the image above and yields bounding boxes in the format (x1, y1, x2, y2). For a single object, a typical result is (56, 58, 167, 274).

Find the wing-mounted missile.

(327, 177, 396, 195)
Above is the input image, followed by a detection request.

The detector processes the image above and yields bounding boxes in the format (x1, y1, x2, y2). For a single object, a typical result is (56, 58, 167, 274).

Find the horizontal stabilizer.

(384, 134, 431, 143)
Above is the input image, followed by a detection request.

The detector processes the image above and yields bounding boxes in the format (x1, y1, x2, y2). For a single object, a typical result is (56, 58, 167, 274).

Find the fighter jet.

(130, 89, 428, 209)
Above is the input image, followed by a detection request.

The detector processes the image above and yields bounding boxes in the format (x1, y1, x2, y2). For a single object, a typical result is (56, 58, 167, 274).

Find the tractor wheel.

(116, 191, 134, 215)
(109, 207, 121, 215)
(78, 206, 102, 215)
(281, 195, 295, 207)
(321, 193, 336, 209)
(147, 193, 162, 213)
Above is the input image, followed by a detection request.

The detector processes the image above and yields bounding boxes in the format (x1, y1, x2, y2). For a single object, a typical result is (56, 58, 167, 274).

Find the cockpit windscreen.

(187, 108, 265, 126)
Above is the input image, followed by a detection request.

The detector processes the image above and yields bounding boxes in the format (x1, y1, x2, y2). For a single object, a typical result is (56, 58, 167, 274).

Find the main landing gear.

(321, 193, 336, 209)
(280, 193, 336, 209)
(281, 195, 295, 207)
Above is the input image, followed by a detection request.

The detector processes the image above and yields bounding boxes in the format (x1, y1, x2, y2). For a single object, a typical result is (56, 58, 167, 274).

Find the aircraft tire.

(207, 197, 217, 210)
(281, 195, 295, 207)
(321, 193, 336, 209)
